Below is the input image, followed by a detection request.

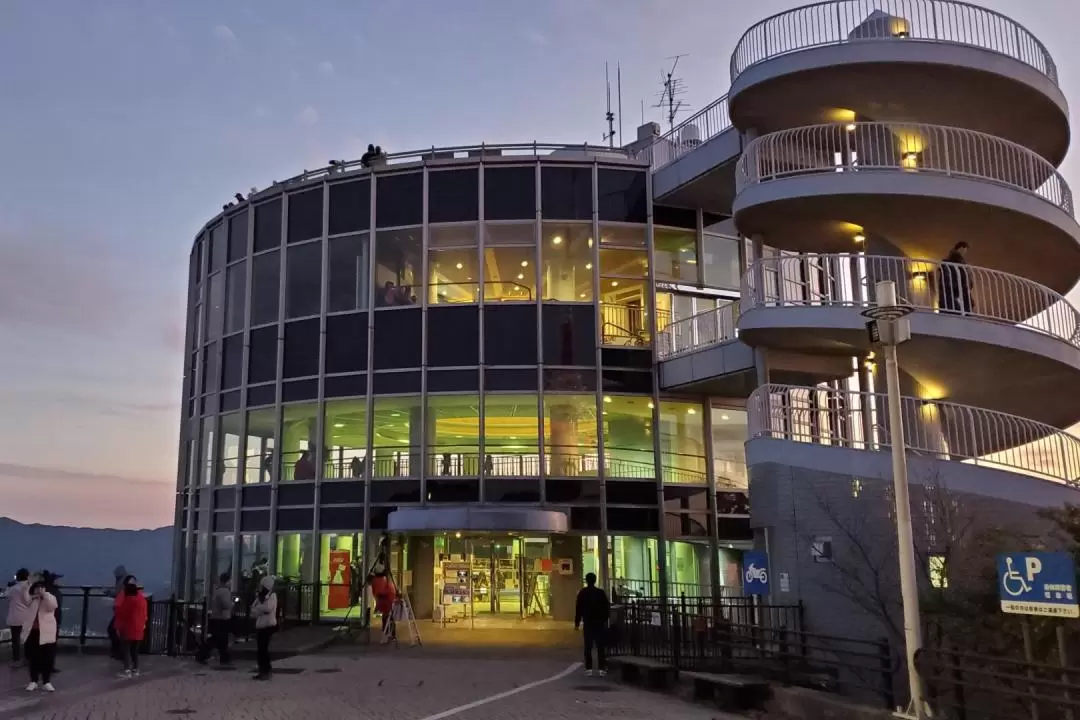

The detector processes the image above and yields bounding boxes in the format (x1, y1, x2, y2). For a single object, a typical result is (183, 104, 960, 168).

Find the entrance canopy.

(387, 507, 568, 533)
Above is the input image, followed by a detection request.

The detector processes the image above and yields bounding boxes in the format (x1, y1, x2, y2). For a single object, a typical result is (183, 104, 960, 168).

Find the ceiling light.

(510, 436, 517, 440)
(603, 396, 612, 403)
(579, 293, 586, 298)
(516, 273, 524, 280)
(721, 414, 729, 421)
(610, 281, 619, 287)
(455, 532, 462, 539)
(392, 412, 401, 417)
(585, 262, 593, 270)
(853, 234, 866, 243)
(648, 402, 655, 409)
(680, 247, 689, 253)
(520, 260, 529, 267)
(552, 236, 563, 245)
(845, 123, 856, 132)
(456, 262, 463, 269)
(333, 423, 345, 429)
(687, 407, 697, 415)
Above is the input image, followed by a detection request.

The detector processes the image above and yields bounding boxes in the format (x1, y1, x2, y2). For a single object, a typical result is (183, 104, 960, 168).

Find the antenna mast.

(617, 63, 623, 149)
(654, 54, 690, 134)
(603, 62, 617, 148)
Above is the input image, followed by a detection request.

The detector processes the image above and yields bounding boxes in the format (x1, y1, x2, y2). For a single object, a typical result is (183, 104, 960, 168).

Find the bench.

(607, 656, 677, 690)
(678, 671, 770, 711)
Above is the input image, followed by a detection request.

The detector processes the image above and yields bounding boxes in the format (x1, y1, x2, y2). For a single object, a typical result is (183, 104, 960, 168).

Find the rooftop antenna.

(617, 63, 623, 148)
(603, 62, 616, 148)
(654, 54, 691, 134)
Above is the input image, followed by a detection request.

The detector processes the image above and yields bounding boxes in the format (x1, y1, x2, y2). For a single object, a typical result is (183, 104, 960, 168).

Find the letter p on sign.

(1026, 556, 1043, 582)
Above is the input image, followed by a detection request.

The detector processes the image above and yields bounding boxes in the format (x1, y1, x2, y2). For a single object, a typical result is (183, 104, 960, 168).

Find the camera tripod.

(335, 534, 421, 647)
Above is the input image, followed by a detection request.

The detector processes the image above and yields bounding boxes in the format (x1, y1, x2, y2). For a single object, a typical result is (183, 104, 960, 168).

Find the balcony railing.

(736, 122, 1074, 216)
(634, 94, 732, 171)
(748, 383, 1080, 485)
(742, 253, 1080, 346)
(730, 0, 1058, 84)
(657, 302, 741, 360)
(601, 302, 653, 347)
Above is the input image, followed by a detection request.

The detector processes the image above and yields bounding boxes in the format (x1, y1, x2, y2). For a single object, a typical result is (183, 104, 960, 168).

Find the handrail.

(741, 253, 1080, 346)
(730, 0, 1058, 84)
(657, 302, 741, 360)
(634, 94, 732, 171)
(736, 121, 1073, 216)
(747, 383, 1080, 485)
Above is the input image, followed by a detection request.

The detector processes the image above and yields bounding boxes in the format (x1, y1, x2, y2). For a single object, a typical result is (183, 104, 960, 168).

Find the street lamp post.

(862, 279, 925, 720)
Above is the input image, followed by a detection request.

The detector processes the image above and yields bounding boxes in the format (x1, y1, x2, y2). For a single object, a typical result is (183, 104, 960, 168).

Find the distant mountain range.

(0, 517, 173, 594)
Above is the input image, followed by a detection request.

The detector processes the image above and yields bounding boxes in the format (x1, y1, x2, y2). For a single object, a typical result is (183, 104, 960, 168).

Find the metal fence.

(737, 121, 1073, 215)
(657, 301, 740, 360)
(730, 0, 1058, 83)
(742, 253, 1080, 346)
(634, 95, 732, 171)
(748, 383, 1080, 485)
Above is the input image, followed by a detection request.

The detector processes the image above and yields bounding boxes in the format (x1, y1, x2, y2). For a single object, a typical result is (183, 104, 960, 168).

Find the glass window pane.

(597, 169, 647, 223)
(239, 534, 272, 598)
(251, 251, 280, 326)
(541, 166, 591, 220)
(485, 222, 535, 246)
(201, 417, 216, 485)
(711, 407, 748, 489)
(283, 318, 319, 378)
(276, 533, 314, 585)
(655, 228, 698, 283)
(248, 326, 278, 385)
(217, 412, 243, 485)
(376, 172, 422, 228)
(280, 403, 319, 481)
(328, 233, 369, 312)
(544, 394, 598, 477)
(599, 278, 650, 346)
(428, 225, 478, 305)
(599, 247, 648, 277)
(542, 223, 593, 301)
(429, 169, 478, 223)
(373, 396, 422, 478)
(245, 407, 276, 483)
(374, 228, 421, 307)
(427, 394, 480, 477)
(211, 535, 235, 587)
(202, 341, 220, 393)
(603, 395, 655, 478)
(329, 179, 370, 235)
(542, 305, 595, 366)
(485, 167, 535, 220)
(228, 210, 249, 262)
(222, 333, 243, 389)
(600, 224, 646, 247)
(207, 272, 225, 339)
(286, 242, 322, 318)
(209, 223, 227, 272)
(288, 187, 324, 243)
(325, 312, 368, 374)
(484, 245, 536, 302)
(659, 400, 705, 483)
(703, 233, 741, 289)
(484, 394, 540, 477)
(325, 398, 369, 479)
(253, 198, 282, 252)
(319, 532, 365, 618)
(225, 261, 247, 334)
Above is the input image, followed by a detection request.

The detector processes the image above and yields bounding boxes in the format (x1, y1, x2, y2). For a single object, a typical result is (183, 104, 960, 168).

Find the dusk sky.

(0, 0, 1077, 529)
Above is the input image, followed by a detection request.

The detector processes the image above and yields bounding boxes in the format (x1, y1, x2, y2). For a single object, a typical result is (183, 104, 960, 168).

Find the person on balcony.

(293, 450, 315, 481)
(938, 241, 972, 313)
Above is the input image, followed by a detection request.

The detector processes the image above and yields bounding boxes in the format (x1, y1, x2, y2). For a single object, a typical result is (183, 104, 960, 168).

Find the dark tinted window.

(427, 369, 478, 392)
(428, 169, 478, 223)
(227, 210, 249, 261)
(253, 198, 282, 252)
(250, 251, 280, 326)
(484, 479, 541, 503)
(427, 479, 479, 503)
(569, 507, 603, 532)
(191, 237, 204, 284)
(276, 508, 313, 531)
(372, 371, 421, 394)
(240, 511, 271, 532)
(225, 262, 247, 334)
(320, 506, 367, 531)
(282, 378, 318, 401)
(328, 234, 369, 312)
(655, 205, 696, 230)
(209, 223, 227, 272)
(547, 480, 602, 503)
(543, 368, 596, 391)
(288, 187, 323, 243)
(601, 369, 652, 393)
(601, 348, 652, 370)
(325, 374, 367, 398)
(485, 166, 535, 220)
(213, 512, 234, 532)
(542, 305, 595, 365)
(541, 166, 591, 220)
(427, 306, 479, 367)
(247, 383, 276, 407)
(242, 485, 272, 506)
(278, 483, 315, 506)
(597, 169, 647, 223)
(202, 341, 220, 393)
(610, 507, 659, 532)
(376, 172, 422, 228)
(206, 272, 224, 339)
(484, 306, 537, 365)
(283, 319, 319, 378)
(286, 242, 322, 318)
(220, 390, 241, 412)
(201, 394, 219, 416)
(321, 482, 365, 505)
(373, 308, 421, 368)
(329, 179, 370, 235)
(484, 368, 537, 391)
(248, 326, 278, 384)
(606, 481, 658, 505)
(325, 312, 368, 374)
(369, 480, 421, 504)
(221, 333, 243, 389)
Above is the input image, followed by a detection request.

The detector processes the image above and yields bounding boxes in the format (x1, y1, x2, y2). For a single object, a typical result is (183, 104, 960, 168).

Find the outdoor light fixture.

(456, 262, 463, 269)
(520, 260, 528, 267)
(585, 263, 593, 270)
(845, 123, 857, 132)
(853, 233, 866, 244)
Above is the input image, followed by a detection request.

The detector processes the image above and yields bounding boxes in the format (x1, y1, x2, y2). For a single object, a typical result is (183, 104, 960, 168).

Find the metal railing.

(657, 301, 741, 359)
(730, 0, 1058, 84)
(748, 383, 1080, 485)
(600, 302, 653, 346)
(741, 254, 1080, 346)
(736, 122, 1073, 215)
(634, 94, 732, 171)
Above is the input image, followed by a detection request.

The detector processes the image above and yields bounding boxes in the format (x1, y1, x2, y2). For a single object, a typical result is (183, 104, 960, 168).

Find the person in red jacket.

(368, 571, 397, 644)
(113, 577, 148, 678)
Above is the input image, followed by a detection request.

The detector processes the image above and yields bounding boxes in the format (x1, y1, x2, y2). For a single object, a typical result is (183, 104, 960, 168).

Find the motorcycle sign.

(742, 550, 770, 595)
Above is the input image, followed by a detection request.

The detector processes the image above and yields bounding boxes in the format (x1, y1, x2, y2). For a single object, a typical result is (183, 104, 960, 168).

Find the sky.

(0, 0, 1077, 530)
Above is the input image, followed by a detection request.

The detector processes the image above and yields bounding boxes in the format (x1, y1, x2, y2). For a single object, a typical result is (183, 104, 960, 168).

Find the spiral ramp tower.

(653, 0, 1080, 641)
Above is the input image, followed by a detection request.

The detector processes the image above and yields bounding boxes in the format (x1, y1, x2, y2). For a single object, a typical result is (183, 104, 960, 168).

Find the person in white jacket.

(5, 569, 31, 667)
(250, 575, 277, 680)
(23, 580, 59, 692)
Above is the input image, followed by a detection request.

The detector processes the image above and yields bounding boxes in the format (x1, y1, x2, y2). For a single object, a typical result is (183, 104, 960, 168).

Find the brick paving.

(0, 651, 741, 720)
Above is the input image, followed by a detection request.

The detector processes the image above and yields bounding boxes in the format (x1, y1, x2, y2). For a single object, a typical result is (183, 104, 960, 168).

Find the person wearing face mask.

(23, 580, 59, 693)
(113, 577, 148, 679)
(250, 576, 278, 680)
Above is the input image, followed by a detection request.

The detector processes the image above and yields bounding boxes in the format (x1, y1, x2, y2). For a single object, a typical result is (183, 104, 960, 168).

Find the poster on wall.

(328, 550, 352, 610)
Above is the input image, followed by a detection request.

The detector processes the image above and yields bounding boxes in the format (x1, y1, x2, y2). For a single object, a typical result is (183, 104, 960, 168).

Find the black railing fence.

(609, 595, 898, 709)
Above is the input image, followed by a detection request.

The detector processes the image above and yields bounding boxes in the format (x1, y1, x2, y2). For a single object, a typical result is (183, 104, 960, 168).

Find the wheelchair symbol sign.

(997, 552, 1079, 618)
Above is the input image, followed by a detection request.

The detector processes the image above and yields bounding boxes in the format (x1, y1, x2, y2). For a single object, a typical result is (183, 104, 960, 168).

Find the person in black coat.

(938, 241, 972, 313)
(574, 572, 610, 676)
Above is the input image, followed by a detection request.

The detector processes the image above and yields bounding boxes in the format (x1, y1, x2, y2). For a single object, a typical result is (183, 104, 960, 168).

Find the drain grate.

(572, 685, 617, 692)
(165, 709, 197, 715)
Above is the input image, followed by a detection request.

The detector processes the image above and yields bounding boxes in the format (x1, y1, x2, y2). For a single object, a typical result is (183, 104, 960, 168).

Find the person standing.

(197, 573, 234, 666)
(23, 580, 59, 692)
(250, 576, 277, 680)
(107, 565, 129, 662)
(574, 572, 610, 677)
(938, 241, 972, 313)
(6, 569, 31, 667)
(369, 571, 397, 644)
(113, 578, 148, 678)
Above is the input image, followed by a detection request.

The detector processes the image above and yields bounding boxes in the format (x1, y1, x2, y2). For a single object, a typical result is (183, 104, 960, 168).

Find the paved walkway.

(1, 651, 742, 720)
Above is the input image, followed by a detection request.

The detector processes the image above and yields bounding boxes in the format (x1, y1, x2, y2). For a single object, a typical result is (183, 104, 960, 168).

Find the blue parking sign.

(997, 552, 1079, 618)
(742, 550, 769, 595)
